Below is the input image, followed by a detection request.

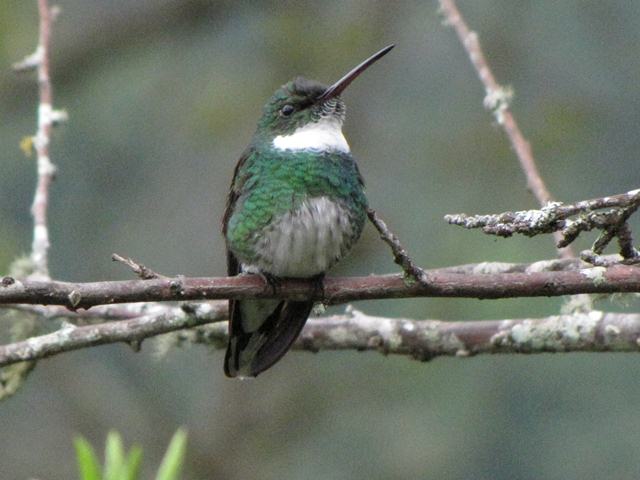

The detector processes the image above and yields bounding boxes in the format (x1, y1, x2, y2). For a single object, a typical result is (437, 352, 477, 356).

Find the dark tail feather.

(224, 299, 314, 378)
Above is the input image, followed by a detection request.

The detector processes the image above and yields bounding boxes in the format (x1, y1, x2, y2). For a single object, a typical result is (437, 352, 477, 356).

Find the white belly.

(246, 196, 354, 277)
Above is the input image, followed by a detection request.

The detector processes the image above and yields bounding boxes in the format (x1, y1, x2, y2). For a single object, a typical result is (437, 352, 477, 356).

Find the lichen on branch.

(445, 190, 640, 264)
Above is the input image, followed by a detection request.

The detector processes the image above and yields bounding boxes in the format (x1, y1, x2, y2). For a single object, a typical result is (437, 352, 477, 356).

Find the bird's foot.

(310, 273, 326, 300)
(259, 271, 281, 295)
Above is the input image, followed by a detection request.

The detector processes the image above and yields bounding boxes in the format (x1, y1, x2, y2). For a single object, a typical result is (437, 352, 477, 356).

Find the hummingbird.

(222, 44, 394, 378)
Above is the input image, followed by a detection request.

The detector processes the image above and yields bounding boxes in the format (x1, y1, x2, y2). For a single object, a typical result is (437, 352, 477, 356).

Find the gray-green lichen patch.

(349, 308, 403, 351)
(323, 324, 352, 346)
(603, 323, 621, 344)
(483, 85, 513, 124)
(598, 312, 640, 351)
(440, 332, 467, 356)
(408, 320, 466, 357)
(402, 273, 417, 288)
(526, 202, 564, 230)
(560, 294, 593, 315)
(580, 266, 607, 285)
(469, 262, 514, 275)
(527, 259, 560, 273)
(491, 310, 603, 352)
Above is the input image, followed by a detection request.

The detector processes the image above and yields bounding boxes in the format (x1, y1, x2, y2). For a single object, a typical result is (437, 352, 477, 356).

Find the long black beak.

(318, 44, 395, 102)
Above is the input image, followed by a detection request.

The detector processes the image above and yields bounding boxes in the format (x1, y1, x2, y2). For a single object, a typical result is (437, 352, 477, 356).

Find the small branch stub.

(112, 253, 166, 280)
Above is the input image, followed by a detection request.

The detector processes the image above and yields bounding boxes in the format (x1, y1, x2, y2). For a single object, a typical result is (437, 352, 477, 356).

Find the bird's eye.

(280, 104, 295, 117)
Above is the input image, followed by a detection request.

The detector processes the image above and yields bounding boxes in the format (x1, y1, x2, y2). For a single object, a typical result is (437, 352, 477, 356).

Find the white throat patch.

(272, 118, 350, 153)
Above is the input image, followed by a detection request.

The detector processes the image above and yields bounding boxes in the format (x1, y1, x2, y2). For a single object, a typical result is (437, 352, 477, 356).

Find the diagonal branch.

(366, 208, 429, 283)
(439, 0, 573, 259)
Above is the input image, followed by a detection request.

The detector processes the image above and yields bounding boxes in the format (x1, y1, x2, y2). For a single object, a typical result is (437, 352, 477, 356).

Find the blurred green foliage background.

(2, 1, 640, 478)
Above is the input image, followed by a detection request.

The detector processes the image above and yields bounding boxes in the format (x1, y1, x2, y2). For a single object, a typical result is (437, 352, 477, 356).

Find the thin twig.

(22, 0, 67, 278)
(367, 208, 429, 283)
(438, 0, 573, 259)
(112, 253, 167, 280)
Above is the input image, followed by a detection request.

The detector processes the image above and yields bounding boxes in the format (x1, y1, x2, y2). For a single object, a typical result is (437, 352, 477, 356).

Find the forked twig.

(446, 190, 640, 264)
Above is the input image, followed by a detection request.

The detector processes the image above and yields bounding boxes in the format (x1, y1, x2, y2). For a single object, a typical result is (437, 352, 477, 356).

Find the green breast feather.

(226, 148, 367, 262)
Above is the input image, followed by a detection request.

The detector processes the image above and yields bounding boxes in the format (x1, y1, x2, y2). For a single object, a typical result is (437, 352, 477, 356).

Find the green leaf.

(155, 429, 188, 480)
(123, 445, 143, 480)
(104, 430, 125, 480)
(74, 436, 102, 480)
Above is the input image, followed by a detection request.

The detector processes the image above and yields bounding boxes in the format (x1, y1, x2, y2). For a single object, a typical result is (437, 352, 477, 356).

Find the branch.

(2, 256, 638, 367)
(0, 302, 227, 367)
(439, 0, 572, 259)
(4, 305, 640, 368)
(366, 208, 429, 283)
(299, 309, 640, 358)
(446, 189, 640, 264)
(14, 0, 67, 279)
(2, 1, 68, 399)
(2, 260, 640, 309)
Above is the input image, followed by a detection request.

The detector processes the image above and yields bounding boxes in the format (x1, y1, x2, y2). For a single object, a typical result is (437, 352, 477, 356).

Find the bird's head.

(255, 44, 394, 151)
